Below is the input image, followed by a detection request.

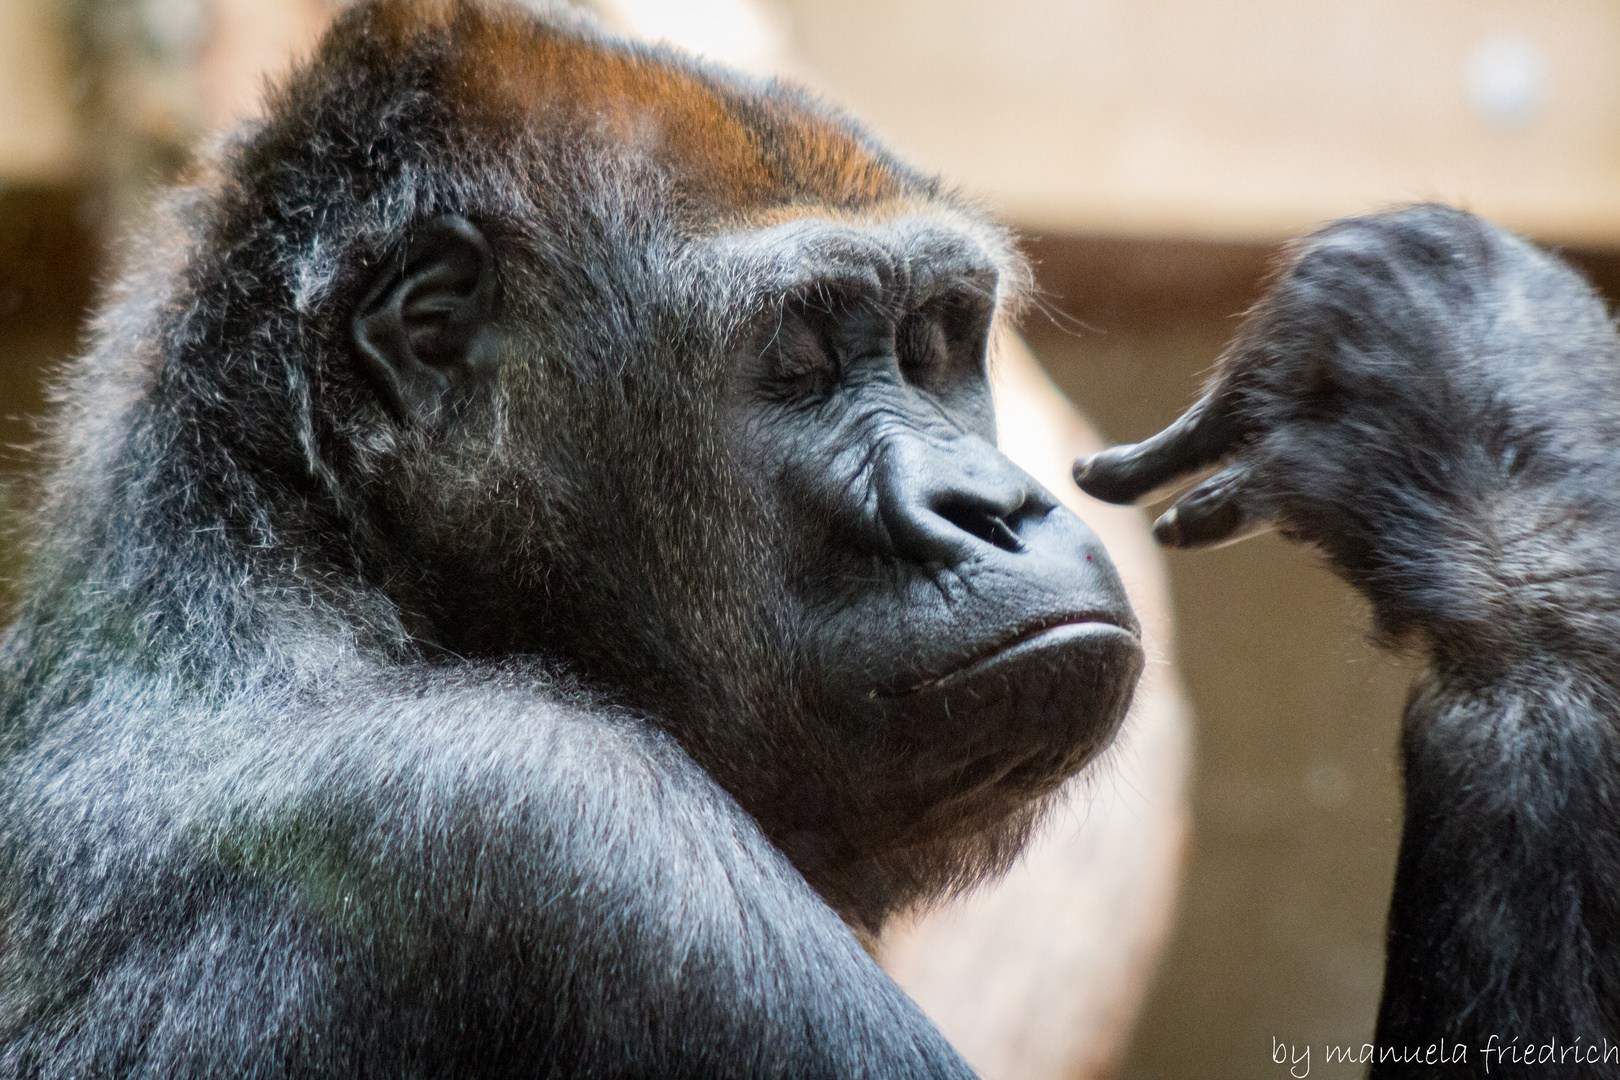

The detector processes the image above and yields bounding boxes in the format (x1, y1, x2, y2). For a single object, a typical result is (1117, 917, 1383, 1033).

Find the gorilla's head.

(199, 0, 1140, 924)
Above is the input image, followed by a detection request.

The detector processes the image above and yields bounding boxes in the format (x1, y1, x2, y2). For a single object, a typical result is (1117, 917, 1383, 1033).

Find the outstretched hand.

(1074, 204, 1620, 1069)
(1071, 386, 1268, 550)
(1072, 204, 1620, 642)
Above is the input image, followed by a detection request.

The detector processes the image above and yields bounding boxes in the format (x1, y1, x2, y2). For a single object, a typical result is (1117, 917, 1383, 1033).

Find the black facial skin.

(1079, 205, 1620, 1078)
(0, 1, 1141, 1074)
(726, 219, 1140, 875)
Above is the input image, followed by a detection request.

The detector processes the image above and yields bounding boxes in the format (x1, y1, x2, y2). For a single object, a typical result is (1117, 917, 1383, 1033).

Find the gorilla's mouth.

(864, 616, 1144, 808)
(881, 615, 1140, 697)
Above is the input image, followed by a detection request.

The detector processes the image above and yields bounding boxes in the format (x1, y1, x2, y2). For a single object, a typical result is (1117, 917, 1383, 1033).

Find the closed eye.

(898, 287, 994, 392)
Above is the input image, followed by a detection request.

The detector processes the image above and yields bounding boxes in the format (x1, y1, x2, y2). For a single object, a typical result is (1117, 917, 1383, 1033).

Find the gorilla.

(0, 1, 1612, 1078)
(0, 1, 1137, 1074)
(1079, 205, 1620, 1076)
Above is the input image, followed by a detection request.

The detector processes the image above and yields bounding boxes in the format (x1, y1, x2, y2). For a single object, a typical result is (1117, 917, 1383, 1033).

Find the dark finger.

(1151, 464, 1272, 550)
(1073, 394, 1237, 505)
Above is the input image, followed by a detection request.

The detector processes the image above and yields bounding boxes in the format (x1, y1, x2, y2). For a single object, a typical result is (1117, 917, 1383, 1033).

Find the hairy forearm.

(199, 664, 973, 1077)
(1374, 664, 1620, 1075)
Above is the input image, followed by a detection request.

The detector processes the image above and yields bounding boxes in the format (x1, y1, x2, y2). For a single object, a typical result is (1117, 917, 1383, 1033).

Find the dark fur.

(0, 0, 1143, 1075)
(1082, 205, 1620, 1078)
(1243, 209, 1620, 1078)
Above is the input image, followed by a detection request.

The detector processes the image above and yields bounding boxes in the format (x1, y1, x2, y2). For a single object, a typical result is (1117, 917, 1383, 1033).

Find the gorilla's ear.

(353, 214, 497, 423)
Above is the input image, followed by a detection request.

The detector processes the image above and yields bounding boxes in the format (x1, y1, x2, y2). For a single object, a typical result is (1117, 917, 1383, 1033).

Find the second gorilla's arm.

(1077, 206, 1620, 1076)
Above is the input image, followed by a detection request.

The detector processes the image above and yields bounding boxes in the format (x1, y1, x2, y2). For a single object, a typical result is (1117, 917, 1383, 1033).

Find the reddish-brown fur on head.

(319, 0, 931, 228)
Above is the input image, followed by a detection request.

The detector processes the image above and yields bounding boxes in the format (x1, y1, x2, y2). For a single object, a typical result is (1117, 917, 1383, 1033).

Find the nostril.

(981, 514, 1025, 553)
(935, 496, 1028, 554)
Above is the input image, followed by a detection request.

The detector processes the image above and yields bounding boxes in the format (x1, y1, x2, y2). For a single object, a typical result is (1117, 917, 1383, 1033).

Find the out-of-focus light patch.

(1467, 33, 1546, 131)
(595, 0, 790, 75)
(1303, 761, 1351, 810)
(140, 0, 210, 60)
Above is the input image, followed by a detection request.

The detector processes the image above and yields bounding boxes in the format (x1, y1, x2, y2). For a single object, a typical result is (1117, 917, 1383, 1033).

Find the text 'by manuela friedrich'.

(1272, 1035, 1620, 1076)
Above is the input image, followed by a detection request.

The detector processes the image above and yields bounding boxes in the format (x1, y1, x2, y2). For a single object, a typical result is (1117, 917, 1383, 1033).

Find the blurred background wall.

(3, 2, 1620, 1078)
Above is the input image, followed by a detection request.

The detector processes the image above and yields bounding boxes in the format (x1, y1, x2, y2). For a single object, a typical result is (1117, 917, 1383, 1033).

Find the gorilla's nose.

(875, 433, 1138, 634)
(877, 434, 1054, 568)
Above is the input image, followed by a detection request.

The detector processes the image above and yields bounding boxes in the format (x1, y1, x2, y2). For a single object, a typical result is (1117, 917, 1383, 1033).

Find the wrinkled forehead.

(695, 213, 1024, 315)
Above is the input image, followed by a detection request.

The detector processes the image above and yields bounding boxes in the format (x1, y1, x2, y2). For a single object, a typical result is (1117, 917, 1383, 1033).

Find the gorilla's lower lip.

(882, 617, 1140, 697)
(867, 619, 1144, 804)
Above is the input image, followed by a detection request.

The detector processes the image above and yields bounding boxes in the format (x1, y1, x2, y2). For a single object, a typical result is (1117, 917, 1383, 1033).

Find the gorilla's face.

(720, 218, 1142, 835)
(356, 209, 1141, 910)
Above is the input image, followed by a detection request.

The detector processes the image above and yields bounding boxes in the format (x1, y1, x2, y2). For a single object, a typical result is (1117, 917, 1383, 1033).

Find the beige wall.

(0, 0, 79, 181)
(14, 1, 1620, 248)
(778, 0, 1620, 244)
